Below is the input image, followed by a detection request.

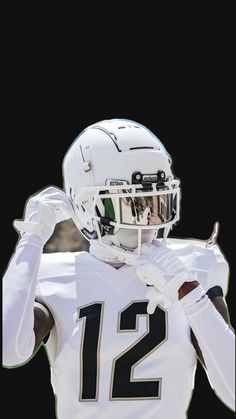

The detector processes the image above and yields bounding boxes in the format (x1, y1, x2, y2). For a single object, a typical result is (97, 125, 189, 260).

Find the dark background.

(1, 9, 235, 419)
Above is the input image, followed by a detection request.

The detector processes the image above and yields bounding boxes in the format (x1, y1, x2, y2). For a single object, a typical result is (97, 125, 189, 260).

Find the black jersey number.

(78, 301, 167, 401)
(77, 302, 104, 401)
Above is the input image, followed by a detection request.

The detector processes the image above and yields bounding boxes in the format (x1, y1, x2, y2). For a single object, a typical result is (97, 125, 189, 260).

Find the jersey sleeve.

(207, 244, 229, 297)
(35, 253, 54, 306)
(35, 280, 46, 304)
(3, 234, 44, 366)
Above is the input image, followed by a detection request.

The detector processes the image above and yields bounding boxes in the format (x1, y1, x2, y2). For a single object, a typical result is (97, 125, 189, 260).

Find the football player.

(3, 119, 235, 418)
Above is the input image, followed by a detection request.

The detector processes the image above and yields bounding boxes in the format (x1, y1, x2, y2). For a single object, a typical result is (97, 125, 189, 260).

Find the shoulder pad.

(38, 251, 86, 279)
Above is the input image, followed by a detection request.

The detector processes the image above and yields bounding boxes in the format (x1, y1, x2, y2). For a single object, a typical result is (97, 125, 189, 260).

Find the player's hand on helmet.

(14, 187, 73, 243)
(136, 242, 195, 312)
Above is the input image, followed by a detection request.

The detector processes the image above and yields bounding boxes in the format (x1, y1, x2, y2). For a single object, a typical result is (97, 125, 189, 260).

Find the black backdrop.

(1, 24, 235, 418)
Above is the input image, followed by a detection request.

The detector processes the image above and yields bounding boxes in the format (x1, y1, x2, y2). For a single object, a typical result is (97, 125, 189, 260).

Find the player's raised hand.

(14, 187, 73, 243)
(136, 242, 195, 312)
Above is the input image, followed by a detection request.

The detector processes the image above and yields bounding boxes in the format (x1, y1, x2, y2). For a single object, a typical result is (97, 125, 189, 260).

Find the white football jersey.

(36, 238, 229, 419)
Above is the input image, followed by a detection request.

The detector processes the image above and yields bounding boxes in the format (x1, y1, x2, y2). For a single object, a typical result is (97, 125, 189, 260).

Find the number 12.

(77, 301, 167, 401)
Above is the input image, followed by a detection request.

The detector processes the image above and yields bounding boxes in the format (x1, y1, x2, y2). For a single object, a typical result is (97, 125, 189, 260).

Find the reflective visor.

(119, 194, 174, 225)
(99, 187, 177, 226)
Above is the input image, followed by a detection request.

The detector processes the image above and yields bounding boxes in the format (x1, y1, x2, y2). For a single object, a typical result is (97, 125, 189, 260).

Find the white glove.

(136, 242, 195, 312)
(145, 286, 172, 313)
(14, 187, 73, 243)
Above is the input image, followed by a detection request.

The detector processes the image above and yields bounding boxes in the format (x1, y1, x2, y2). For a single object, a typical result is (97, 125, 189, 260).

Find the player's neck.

(89, 240, 125, 269)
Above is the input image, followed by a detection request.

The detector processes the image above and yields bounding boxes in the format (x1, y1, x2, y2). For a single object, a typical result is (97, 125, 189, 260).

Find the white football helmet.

(63, 119, 180, 263)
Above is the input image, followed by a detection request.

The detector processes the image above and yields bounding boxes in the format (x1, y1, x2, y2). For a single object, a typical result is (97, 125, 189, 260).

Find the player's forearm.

(3, 234, 44, 367)
(180, 286, 235, 411)
(178, 281, 199, 299)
